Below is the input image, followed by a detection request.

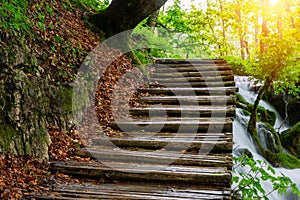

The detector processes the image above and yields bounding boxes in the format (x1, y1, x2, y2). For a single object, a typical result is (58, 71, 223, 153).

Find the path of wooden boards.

(34, 59, 236, 199)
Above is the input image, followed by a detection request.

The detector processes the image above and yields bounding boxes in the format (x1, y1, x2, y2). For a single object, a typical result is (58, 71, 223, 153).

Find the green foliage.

(0, 0, 32, 38)
(73, 0, 110, 11)
(232, 155, 300, 199)
(222, 56, 252, 76)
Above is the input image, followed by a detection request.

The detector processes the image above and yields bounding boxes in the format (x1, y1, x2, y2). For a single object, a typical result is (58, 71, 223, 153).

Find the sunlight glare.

(269, 0, 279, 6)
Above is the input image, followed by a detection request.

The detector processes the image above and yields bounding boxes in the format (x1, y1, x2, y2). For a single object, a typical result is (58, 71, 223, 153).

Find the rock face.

(0, 69, 87, 160)
(281, 122, 300, 158)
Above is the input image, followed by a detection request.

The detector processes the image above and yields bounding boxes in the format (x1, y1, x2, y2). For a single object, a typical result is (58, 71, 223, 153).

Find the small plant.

(232, 155, 300, 199)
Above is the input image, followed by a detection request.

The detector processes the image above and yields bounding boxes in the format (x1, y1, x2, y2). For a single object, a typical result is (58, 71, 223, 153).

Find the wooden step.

(155, 58, 226, 64)
(138, 87, 237, 96)
(129, 105, 236, 117)
(121, 131, 232, 138)
(136, 95, 236, 105)
(149, 81, 235, 88)
(150, 71, 233, 78)
(93, 135, 232, 152)
(110, 118, 233, 133)
(33, 182, 231, 199)
(153, 65, 232, 72)
(149, 76, 234, 83)
(74, 148, 232, 168)
(50, 161, 231, 187)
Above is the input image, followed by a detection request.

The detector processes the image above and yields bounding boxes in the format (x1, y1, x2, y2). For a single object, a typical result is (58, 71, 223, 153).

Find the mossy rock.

(287, 98, 300, 125)
(236, 94, 276, 126)
(263, 89, 300, 126)
(264, 151, 300, 169)
(263, 90, 286, 119)
(280, 122, 300, 158)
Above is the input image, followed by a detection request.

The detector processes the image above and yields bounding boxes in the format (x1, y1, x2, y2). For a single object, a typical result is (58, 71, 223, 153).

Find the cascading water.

(233, 76, 300, 200)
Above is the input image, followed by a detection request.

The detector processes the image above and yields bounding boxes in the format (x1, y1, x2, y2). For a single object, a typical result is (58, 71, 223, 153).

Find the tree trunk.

(260, 0, 269, 54)
(218, 0, 227, 56)
(146, 10, 160, 27)
(89, 0, 167, 38)
(235, 0, 245, 59)
(247, 77, 272, 135)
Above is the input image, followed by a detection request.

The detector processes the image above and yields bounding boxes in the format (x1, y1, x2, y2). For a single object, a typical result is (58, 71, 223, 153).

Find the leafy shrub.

(232, 155, 300, 199)
(223, 56, 252, 76)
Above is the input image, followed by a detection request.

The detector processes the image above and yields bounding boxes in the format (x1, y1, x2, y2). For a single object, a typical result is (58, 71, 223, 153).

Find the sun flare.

(269, 0, 279, 6)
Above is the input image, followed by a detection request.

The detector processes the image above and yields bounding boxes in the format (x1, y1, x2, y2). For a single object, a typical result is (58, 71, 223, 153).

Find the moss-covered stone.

(236, 94, 276, 126)
(287, 98, 300, 125)
(280, 122, 300, 158)
(263, 89, 300, 126)
(264, 151, 300, 169)
(0, 69, 89, 160)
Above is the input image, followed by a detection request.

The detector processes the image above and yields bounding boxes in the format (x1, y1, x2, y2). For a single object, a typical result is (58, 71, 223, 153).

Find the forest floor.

(0, 1, 138, 199)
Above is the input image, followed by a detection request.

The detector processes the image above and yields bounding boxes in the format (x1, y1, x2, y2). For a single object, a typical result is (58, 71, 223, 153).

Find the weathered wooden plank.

(149, 81, 235, 88)
(33, 182, 231, 199)
(136, 95, 236, 105)
(93, 137, 232, 152)
(138, 87, 238, 96)
(74, 148, 232, 168)
(153, 65, 232, 72)
(110, 118, 233, 133)
(155, 58, 226, 64)
(129, 105, 236, 117)
(50, 161, 232, 187)
(150, 71, 233, 78)
(121, 131, 233, 138)
(149, 75, 234, 83)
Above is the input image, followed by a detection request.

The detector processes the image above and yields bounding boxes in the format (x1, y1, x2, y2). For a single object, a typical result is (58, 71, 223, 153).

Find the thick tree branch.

(89, 0, 168, 38)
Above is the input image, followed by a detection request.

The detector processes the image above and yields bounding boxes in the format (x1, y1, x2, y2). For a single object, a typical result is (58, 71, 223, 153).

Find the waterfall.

(233, 76, 300, 200)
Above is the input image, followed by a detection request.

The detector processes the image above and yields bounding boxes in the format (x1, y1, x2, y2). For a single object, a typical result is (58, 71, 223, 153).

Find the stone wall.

(0, 69, 88, 160)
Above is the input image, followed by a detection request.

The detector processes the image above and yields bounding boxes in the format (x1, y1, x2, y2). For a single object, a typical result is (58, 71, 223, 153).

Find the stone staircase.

(34, 58, 236, 199)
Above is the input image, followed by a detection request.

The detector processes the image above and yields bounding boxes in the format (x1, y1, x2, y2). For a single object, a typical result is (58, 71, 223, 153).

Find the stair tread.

(149, 81, 235, 88)
(153, 65, 232, 72)
(136, 95, 236, 105)
(150, 71, 233, 77)
(139, 87, 237, 91)
(149, 76, 234, 82)
(76, 148, 231, 161)
(93, 137, 232, 152)
(130, 105, 235, 109)
(74, 148, 232, 168)
(112, 117, 233, 124)
(138, 87, 237, 95)
(155, 58, 226, 64)
(34, 182, 231, 199)
(52, 160, 229, 173)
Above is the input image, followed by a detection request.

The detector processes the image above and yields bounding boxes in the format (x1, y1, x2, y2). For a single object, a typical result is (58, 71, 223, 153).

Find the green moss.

(60, 87, 73, 112)
(242, 109, 251, 116)
(236, 93, 276, 126)
(236, 93, 248, 105)
(264, 151, 300, 169)
(0, 124, 19, 151)
(280, 122, 300, 158)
